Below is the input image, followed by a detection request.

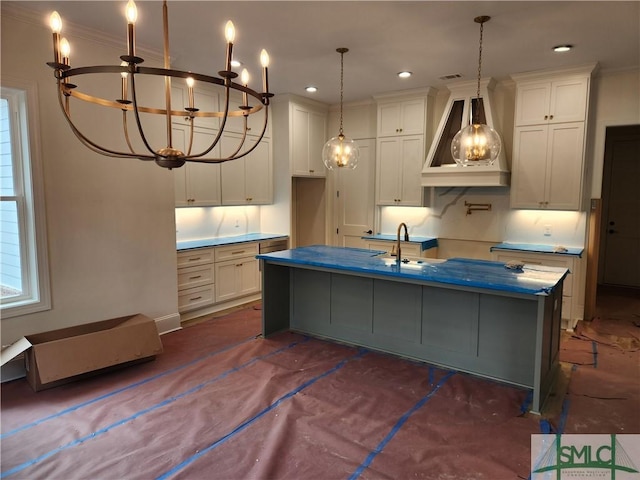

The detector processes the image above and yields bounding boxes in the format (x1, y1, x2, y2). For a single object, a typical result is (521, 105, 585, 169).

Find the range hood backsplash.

(422, 78, 510, 187)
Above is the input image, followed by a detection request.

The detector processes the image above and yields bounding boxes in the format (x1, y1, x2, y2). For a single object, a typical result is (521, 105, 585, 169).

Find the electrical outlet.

(544, 224, 552, 236)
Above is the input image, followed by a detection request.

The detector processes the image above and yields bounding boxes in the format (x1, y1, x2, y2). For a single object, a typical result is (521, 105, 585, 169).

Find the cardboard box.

(1, 314, 163, 391)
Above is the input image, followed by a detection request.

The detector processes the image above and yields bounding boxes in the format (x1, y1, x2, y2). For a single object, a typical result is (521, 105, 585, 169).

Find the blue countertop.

(490, 242, 584, 257)
(362, 234, 438, 251)
(177, 233, 288, 251)
(257, 245, 569, 296)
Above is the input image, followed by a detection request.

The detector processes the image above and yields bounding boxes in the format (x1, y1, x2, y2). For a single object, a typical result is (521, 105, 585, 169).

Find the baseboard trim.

(178, 293, 262, 323)
(155, 312, 182, 335)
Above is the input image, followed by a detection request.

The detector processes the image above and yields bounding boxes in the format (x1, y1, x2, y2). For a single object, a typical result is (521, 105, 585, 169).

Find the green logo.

(531, 434, 640, 479)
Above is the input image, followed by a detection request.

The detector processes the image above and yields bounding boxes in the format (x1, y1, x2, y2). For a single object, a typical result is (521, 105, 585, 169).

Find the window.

(1, 80, 50, 318)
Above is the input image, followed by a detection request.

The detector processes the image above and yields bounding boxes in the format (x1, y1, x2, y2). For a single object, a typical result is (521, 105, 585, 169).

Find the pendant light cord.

(477, 20, 483, 100)
(337, 48, 347, 137)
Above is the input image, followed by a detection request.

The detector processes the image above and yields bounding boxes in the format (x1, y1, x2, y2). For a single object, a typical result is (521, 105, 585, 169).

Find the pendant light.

(451, 16, 502, 167)
(322, 48, 360, 170)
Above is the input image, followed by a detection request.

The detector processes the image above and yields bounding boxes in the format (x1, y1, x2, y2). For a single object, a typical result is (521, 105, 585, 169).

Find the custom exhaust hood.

(421, 78, 510, 187)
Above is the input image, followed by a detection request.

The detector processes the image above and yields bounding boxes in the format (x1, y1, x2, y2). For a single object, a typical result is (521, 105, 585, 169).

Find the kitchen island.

(257, 245, 568, 413)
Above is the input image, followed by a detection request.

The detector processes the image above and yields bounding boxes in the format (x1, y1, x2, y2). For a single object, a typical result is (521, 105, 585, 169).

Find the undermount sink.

(377, 255, 446, 268)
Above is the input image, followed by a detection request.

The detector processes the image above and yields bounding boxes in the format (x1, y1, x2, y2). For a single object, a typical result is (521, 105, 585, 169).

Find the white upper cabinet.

(376, 135, 426, 206)
(510, 64, 597, 210)
(373, 89, 433, 206)
(511, 122, 585, 210)
(290, 103, 327, 177)
(514, 77, 589, 126)
(172, 124, 221, 207)
(220, 132, 272, 205)
(377, 98, 426, 137)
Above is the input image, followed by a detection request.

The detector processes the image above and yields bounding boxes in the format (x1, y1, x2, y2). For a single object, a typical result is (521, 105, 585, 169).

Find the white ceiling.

(7, 1, 640, 105)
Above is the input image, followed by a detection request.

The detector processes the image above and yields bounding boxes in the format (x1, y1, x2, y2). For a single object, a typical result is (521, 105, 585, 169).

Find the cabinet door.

(511, 125, 549, 208)
(308, 110, 327, 176)
(376, 137, 402, 205)
(377, 103, 402, 137)
(214, 261, 238, 303)
(172, 124, 221, 207)
(398, 99, 426, 135)
(291, 105, 326, 177)
(398, 135, 424, 206)
(515, 83, 551, 126)
(291, 104, 310, 176)
(549, 78, 588, 124)
(245, 138, 272, 204)
(214, 257, 260, 302)
(237, 258, 260, 297)
(220, 156, 246, 205)
(377, 99, 426, 137)
(545, 122, 585, 210)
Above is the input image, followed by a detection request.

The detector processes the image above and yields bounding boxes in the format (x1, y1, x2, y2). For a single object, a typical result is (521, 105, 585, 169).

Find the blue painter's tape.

(520, 390, 534, 414)
(348, 369, 456, 480)
(0, 335, 259, 440)
(0, 338, 307, 479)
(155, 348, 368, 480)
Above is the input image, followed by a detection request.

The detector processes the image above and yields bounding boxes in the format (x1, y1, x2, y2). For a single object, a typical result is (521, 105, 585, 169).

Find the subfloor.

(1, 287, 638, 479)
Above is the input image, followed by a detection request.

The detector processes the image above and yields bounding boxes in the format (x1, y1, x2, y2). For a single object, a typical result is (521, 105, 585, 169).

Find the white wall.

(588, 68, 640, 197)
(1, 7, 180, 342)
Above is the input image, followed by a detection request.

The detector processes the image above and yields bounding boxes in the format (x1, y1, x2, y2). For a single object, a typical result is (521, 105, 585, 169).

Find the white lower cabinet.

(177, 241, 261, 319)
(177, 248, 216, 313)
(214, 242, 260, 303)
(492, 250, 582, 328)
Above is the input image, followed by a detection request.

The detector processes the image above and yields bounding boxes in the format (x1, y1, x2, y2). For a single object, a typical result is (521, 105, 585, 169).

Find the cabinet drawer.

(177, 248, 214, 268)
(177, 264, 214, 291)
(215, 242, 259, 262)
(178, 284, 215, 313)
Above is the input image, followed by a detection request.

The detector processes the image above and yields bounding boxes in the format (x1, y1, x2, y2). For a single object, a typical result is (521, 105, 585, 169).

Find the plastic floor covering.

(1, 295, 638, 479)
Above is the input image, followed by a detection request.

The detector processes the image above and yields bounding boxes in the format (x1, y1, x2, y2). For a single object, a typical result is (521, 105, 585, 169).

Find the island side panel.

(261, 262, 292, 337)
(477, 294, 538, 387)
(290, 268, 331, 334)
(533, 282, 563, 413)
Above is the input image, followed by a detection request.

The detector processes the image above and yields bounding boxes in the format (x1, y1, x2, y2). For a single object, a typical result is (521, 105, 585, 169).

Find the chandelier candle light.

(451, 15, 502, 166)
(46, 0, 273, 169)
(322, 48, 359, 170)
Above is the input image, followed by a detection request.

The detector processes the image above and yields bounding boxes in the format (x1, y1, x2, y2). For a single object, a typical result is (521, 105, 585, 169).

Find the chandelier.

(46, 0, 273, 169)
(451, 15, 501, 166)
(322, 48, 359, 170)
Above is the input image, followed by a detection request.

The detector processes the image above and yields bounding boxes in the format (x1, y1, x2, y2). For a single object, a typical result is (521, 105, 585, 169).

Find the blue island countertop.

(257, 245, 569, 296)
(490, 242, 584, 257)
(177, 233, 288, 251)
(362, 234, 438, 251)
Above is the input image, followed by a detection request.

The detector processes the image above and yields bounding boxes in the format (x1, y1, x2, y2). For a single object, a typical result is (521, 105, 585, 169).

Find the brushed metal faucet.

(395, 222, 409, 264)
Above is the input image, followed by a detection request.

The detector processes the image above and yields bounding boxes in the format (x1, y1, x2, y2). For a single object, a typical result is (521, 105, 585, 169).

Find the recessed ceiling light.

(231, 59, 242, 67)
(553, 45, 573, 53)
(397, 71, 412, 78)
(305, 86, 318, 93)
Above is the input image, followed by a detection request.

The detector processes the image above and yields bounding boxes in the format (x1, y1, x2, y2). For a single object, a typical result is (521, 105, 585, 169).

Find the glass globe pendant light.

(451, 16, 502, 167)
(323, 48, 360, 170)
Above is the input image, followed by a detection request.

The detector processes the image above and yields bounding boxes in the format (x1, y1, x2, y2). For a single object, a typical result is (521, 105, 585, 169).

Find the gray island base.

(257, 246, 568, 414)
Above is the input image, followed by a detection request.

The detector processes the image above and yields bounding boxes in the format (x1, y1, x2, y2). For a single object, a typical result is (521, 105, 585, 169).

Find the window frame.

(1, 76, 51, 318)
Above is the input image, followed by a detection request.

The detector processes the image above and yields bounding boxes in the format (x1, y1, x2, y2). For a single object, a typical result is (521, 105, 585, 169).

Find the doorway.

(598, 125, 640, 288)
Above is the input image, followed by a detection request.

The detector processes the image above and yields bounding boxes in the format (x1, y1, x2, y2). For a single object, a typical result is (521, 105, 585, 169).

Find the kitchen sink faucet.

(395, 222, 409, 264)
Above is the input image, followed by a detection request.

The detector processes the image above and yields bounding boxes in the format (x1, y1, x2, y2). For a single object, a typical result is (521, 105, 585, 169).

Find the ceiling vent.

(439, 73, 463, 80)
(421, 78, 510, 187)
